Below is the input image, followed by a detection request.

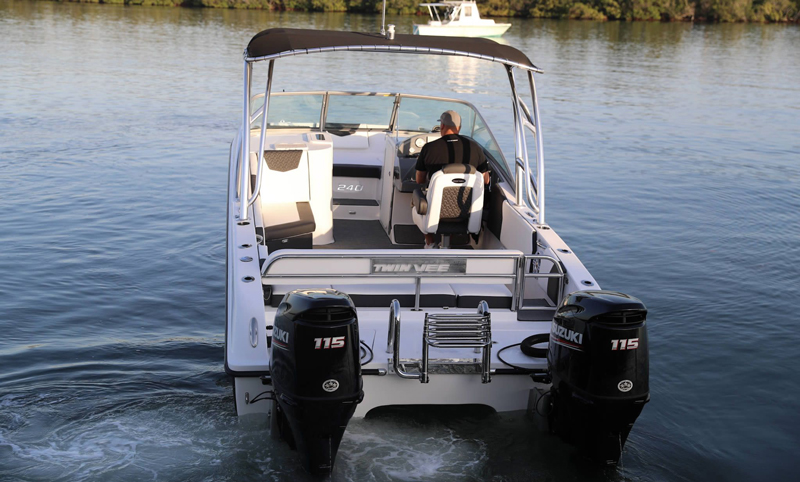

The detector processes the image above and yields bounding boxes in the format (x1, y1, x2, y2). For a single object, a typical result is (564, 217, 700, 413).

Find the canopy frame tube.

(237, 55, 545, 224)
(504, 65, 545, 222)
(245, 45, 542, 74)
(238, 61, 252, 221)
(529, 70, 545, 224)
(505, 66, 539, 216)
(247, 60, 275, 210)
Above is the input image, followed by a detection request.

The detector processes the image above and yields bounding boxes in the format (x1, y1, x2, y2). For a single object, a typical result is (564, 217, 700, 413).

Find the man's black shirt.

(415, 134, 488, 181)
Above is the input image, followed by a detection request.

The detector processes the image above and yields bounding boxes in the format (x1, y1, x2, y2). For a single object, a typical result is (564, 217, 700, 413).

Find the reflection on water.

(442, 55, 492, 94)
(1, 1, 799, 481)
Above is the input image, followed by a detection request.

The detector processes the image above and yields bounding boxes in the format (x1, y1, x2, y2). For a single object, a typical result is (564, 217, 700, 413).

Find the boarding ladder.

(388, 300, 493, 383)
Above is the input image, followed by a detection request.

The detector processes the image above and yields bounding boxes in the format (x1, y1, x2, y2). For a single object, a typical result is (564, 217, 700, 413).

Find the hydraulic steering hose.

(497, 334, 550, 373)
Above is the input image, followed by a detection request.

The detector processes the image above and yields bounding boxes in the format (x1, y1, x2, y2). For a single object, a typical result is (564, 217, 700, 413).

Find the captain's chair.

(411, 164, 484, 248)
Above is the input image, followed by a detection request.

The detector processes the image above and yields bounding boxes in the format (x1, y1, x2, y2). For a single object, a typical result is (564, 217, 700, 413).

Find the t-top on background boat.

(226, 27, 650, 474)
(413, 1, 512, 37)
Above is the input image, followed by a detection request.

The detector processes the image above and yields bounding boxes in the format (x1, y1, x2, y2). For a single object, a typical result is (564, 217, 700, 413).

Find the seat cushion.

(439, 186, 473, 222)
(413, 168, 484, 236)
(452, 284, 513, 309)
(262, 202, 316, 241)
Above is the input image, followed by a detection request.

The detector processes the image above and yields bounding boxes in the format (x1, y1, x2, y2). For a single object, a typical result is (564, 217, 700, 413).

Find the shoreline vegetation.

(42, 0, 800, 23)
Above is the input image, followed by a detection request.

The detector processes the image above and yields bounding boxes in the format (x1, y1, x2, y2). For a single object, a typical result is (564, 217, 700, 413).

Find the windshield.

(325, 94, 395, 131)
(250, 94, 323, 130)
(249, 92, 511, 179)
(396, 96, 509, 177)
(396, 97, 475, 134)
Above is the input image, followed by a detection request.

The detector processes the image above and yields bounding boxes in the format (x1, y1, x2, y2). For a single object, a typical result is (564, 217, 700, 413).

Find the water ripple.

(1, 2, 799, 481)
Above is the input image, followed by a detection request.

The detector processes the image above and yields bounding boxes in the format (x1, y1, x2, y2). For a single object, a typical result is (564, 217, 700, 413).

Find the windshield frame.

(249, 91, 512, 184)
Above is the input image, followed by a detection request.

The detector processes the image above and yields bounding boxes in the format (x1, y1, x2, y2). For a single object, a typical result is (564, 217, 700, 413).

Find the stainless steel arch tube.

(239, 60, 252, 221)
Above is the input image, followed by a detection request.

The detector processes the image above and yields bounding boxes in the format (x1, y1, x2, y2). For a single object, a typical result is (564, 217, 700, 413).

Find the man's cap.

(438, 110, 461, 128)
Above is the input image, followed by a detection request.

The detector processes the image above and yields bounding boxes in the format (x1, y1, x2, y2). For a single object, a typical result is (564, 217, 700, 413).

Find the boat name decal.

(371, 258, 467, 274)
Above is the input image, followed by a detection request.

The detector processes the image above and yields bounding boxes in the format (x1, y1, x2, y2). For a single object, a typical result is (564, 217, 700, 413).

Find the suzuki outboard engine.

(270, 288, 363, 475)
(548, 290, 649, 463)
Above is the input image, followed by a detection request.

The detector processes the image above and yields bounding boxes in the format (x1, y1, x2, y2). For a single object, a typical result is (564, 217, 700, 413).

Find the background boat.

(413, 1, 512, 37)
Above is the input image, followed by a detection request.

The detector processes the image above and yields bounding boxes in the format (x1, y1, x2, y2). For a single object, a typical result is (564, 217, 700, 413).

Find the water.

(1, 1, 799, 480)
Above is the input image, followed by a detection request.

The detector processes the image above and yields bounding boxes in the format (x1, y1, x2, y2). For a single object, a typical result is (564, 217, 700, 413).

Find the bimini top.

(246, 28, 540, 73)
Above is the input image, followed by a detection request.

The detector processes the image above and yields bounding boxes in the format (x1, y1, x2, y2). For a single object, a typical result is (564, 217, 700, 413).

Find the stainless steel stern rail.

(390, 299, 422, 380)
(518, 254, 565, 311)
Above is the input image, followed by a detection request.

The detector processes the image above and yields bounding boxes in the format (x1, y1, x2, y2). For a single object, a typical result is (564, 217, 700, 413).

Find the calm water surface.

(1, 1, 799, 480)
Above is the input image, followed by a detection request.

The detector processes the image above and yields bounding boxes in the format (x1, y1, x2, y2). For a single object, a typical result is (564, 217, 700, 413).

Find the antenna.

(381, 0, 387, 36)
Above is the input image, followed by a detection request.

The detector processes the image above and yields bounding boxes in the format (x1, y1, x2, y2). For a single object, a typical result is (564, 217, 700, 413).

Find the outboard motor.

(548, 290, 649, 463)
(270, 289, 363, 475)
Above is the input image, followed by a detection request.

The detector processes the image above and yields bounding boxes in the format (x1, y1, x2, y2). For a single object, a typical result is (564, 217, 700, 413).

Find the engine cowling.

(547, 290, 649, 463)
(270, 288, 363, 475)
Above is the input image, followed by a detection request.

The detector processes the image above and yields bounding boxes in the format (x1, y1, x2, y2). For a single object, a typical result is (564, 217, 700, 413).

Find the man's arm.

(470, 138, 490, 185)
(477, 157, 490, 185)
(415, 145, 429, 186)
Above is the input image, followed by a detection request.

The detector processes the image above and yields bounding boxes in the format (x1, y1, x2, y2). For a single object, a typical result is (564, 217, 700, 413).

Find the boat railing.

(389, 298, 493, 383)
(230, 128, 242, 201)
(247, 60, 275, 209)
(514, 94, 540, 215)
(506, 66, 538, 215)
(518, 255, 564, 312)
(260, 250, 565, 312)
(527, 70, 546, 223)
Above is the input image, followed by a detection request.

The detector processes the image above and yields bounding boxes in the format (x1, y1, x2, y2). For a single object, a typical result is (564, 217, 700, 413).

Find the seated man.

(415, 110, 490, 248)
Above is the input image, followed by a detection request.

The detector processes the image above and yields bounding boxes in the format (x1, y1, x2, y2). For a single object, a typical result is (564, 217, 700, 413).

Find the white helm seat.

(255, 149, 316, 251)
(411, 164, 484, 246)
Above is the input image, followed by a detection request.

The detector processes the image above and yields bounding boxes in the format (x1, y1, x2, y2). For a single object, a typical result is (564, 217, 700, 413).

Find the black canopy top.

(246, 28, 540, 72)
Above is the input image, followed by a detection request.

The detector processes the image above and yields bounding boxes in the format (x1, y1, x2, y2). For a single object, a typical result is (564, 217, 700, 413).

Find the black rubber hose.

(519, 333, 550, 358)
(360, 339, 374, 365)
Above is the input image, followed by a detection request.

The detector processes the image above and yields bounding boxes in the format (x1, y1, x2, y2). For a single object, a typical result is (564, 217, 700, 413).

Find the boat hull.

(413, 23, 511, 38)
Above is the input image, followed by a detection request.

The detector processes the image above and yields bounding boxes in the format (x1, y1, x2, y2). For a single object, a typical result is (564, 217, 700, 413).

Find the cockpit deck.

(319, 220, 413, 249)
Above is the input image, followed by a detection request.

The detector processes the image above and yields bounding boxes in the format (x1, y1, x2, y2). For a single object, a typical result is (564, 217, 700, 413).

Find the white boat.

(226, 27, 650, 474)
(413, 1, 511, 37)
